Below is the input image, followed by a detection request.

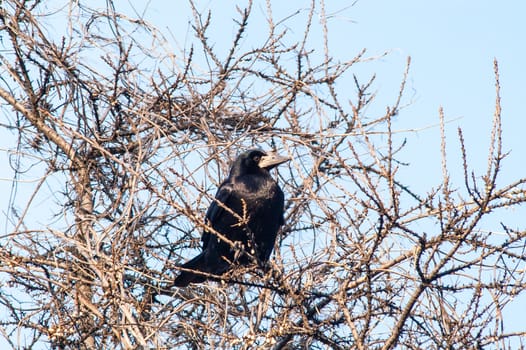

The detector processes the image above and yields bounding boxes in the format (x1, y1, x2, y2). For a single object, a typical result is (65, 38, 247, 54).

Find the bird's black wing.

(258, 186, 285, 263)
(173, 182, 234, 287)
(201, 181, 234, 249)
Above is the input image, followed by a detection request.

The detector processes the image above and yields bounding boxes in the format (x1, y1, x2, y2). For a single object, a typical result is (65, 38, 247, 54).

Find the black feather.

(173, 149, 289, 287)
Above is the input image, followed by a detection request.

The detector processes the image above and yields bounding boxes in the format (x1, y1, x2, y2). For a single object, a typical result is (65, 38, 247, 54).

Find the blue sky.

(1, 0, 525, 347)
(145, 0, 526, 184)
(350, 1, 525, 162)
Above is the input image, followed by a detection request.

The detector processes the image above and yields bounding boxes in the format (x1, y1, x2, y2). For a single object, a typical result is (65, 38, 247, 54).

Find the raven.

(173, 149, 289, 287)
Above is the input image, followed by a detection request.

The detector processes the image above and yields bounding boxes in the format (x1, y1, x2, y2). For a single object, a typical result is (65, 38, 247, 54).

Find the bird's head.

(231, 149, 290, 176)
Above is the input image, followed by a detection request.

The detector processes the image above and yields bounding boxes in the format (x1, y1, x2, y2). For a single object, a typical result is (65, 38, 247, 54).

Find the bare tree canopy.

(1, 1, 525, 349)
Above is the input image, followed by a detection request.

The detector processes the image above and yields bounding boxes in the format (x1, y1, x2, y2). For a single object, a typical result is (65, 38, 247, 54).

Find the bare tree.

(1, 1, 525, 349)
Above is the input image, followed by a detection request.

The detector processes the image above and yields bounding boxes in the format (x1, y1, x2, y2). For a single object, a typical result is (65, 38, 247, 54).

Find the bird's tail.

(172, 254, 208, 287)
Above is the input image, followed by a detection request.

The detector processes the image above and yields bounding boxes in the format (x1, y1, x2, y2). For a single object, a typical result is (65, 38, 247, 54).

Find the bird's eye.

(253, 155, 261, 163)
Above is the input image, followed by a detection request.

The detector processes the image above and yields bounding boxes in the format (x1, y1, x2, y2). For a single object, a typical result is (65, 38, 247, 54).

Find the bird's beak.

(258, 153, 290, 170)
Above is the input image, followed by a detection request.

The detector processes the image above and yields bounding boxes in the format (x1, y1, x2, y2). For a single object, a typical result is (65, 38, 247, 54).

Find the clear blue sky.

(1, 0, 525, 347)
(346, 1, 525, 186)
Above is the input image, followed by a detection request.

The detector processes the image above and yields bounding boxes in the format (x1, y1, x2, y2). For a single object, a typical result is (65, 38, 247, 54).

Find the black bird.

(173, 149, 289, 287)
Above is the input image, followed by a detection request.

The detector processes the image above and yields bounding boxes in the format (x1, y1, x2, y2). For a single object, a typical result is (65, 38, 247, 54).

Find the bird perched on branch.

(172, 149, 290, 287)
